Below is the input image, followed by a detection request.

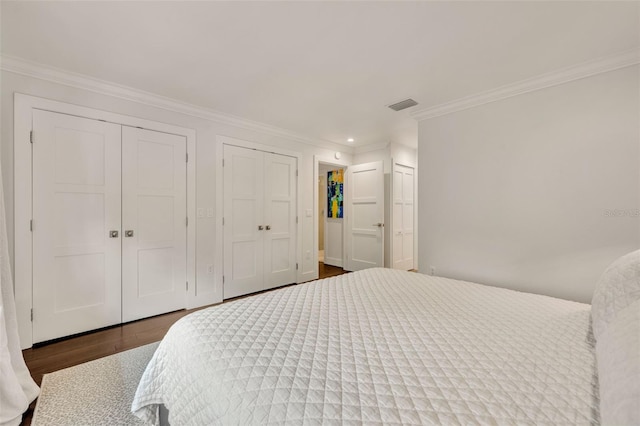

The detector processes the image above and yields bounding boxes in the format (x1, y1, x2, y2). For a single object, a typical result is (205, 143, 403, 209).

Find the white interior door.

(392, 163, 415, 270)
(122, 127, 187, 322)
(32, 110, 122, 343)
(223, 145, 265, 299)
(263, 152, 297, 290)
(345, 161, 384, 271)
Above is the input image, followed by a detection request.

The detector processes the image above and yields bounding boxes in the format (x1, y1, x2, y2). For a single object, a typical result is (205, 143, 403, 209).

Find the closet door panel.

(392, 163, 415, 270)
(122, 127, 187, 322)
(263, 153, 297, 290)
(32, 110, 122, 343)
(223, 145, 265, 299)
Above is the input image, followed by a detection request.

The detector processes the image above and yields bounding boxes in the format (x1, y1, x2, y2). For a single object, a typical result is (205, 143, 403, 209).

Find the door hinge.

(296, 216, 298, 224)
(296, 169, 298, 177)
(222, 158, 225, 167)
(186, 217, 189, 226)
(30, 220, 33, 232)
(30, 309, 33, 322)
(222, 217, 225, 226)
(222, 275, 225, 284)
(186, 153, 189, 163)
(186, 281, 189, 291)
(296, 263, 299, 270)
(30, 131, 34, 144)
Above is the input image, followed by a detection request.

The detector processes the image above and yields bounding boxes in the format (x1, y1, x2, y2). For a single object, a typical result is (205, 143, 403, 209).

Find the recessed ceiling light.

(347, 138, 354, 143)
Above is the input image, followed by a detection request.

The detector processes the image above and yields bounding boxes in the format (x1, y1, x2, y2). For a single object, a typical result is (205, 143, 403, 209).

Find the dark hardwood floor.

(19, 263, 346, 425)
(318, 261, 346, 279)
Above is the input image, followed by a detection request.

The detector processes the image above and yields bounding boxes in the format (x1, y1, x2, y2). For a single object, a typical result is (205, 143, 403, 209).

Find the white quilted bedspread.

(132, 268, 598, 425)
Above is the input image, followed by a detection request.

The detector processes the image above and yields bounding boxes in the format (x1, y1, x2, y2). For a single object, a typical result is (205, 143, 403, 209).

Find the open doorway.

(313, 155, 386, 280)
(318, 162, 346, 278)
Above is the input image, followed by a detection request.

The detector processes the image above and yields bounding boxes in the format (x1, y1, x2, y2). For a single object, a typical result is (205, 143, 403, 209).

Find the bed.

(132, 257, 639, 425)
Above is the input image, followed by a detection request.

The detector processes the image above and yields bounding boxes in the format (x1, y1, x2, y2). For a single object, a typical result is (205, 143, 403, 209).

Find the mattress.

(132, 268, 599, 425)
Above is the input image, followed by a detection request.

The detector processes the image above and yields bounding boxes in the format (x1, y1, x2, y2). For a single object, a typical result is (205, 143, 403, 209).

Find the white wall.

(354, 145, 391, 173)
(353, 143, 418, 170)
(418, 65, 640, 303)
(391, 143, 417, 169)
(1, 70, 353, 304)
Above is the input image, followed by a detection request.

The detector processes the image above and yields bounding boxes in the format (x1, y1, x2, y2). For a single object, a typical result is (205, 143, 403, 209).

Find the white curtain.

(0, 169, 39, 425)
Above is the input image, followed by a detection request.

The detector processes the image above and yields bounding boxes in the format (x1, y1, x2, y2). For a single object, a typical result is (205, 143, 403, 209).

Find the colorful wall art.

(327, 169, 344, 218)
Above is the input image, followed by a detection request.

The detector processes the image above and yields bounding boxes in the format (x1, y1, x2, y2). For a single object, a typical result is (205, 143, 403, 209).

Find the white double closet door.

(223, 145, 297, 299)
(32, 110, 187, 343)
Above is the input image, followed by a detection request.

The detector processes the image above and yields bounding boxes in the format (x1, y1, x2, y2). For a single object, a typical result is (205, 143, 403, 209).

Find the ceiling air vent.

(388, 98, 418, 111)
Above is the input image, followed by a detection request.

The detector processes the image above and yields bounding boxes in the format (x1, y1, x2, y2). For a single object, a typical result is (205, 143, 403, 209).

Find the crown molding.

(411, 48, 640, 121)
(353, 142, 390, 155)
(0, 54, 352, 153)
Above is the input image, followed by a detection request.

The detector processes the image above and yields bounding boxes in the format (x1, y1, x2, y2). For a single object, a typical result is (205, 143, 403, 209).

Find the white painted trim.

(313, 155, 351, 279)
(389, 161, 395, 270)
(1, 54, 352, 153)
(215, 135, 303, 294)
(215, 138, 224, 301)
(14, 93, 200, 349)
(412, 163, 418, 271)
(186, 134, 203, 310)
(411, 48, 640, 121)
(218, 134, 301, 159)
(14, 94, 33, 349)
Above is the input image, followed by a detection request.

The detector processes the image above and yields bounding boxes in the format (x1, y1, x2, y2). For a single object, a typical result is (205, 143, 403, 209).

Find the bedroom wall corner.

(417, 65, 640, 303)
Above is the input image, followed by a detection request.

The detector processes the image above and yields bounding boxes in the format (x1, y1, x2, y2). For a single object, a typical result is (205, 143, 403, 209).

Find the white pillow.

(591, 250, 640, 425)
(595, 299, 640, 425)
(591, 250, 640, 341)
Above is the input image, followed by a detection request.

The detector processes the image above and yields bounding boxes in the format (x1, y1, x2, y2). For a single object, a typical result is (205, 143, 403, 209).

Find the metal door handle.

(265, 225, 271, 230)
(373, 223, 384, 227)
(109, 230, 119, 238)
(125, 230, 134, 237)
(258, 225, 264, 230)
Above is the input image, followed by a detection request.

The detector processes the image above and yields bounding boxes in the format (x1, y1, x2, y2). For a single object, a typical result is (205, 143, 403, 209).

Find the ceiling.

(1, 1, 638, 149)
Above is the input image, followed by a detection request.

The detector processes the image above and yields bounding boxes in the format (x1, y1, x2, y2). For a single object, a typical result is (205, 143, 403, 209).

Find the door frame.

(14, 93, 197, 349)
(215, 135, 302, 292)
(313, 155, 350, 279)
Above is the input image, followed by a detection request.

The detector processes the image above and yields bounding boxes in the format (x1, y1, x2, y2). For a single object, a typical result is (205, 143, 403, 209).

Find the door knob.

(109, 230, 119, 238)
(258, 225, 264, 230)
(266, 225, 271, 230)
(125, 230, 134, 237)
(373, 223, 384, 227)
